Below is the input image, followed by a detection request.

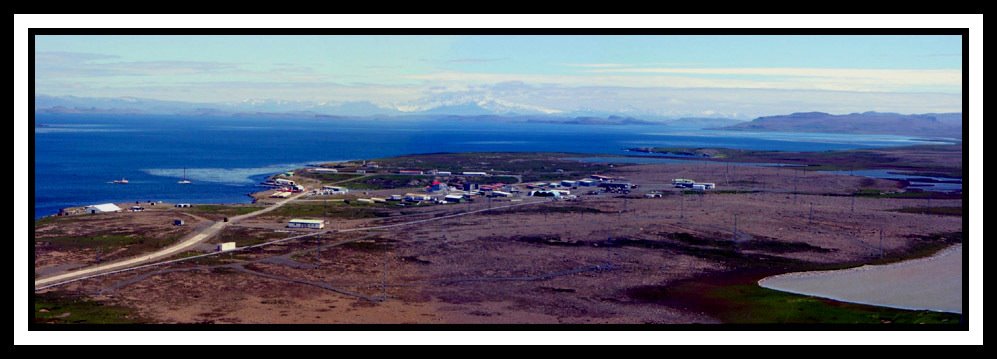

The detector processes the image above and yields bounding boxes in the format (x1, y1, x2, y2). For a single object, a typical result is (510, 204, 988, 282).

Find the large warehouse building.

(287, 218, 325, 229)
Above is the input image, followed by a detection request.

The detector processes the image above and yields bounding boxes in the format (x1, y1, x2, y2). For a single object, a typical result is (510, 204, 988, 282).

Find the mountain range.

(718, 111, 962, 139)
(35, 95, 961, 138)
(33, 95, 730, 122)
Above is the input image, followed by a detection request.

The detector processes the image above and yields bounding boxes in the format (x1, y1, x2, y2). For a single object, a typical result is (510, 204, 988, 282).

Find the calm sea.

(33, 114, 945, 218)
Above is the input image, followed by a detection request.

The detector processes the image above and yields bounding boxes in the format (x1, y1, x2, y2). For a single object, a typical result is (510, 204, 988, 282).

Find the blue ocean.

(33, 114, 947, 218)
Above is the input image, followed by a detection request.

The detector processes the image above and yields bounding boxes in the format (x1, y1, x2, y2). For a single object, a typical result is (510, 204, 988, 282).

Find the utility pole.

(381, 247, 388, 302)
(725, 162, 730, 186)
(879, 227, 885, 258)
(793, 176, 798, 204)
(680, 194, 685, 219)
(732, 214, 738, 242)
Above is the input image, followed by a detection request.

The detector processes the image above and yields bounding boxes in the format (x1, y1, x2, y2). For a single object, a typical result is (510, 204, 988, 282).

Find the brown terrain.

(34, 208, 208, 277)
(35, 157, 962, 324)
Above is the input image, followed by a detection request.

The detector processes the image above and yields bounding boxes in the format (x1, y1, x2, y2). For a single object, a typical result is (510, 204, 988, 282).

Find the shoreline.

(35, 144, 963, 219)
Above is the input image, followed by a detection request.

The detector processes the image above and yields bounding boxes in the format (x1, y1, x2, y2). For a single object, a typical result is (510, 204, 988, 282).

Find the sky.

(34, 35, 962, 118)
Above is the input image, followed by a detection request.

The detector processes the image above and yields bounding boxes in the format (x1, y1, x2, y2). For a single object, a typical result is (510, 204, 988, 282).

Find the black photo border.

(26, 27, 971, 332)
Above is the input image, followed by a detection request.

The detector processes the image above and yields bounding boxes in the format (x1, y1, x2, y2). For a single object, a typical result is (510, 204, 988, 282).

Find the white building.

(491, 190, 512, 197)
(529, 190, 561, 198)
(86, 203, 122, 214)
(274, 178, 296, 186)
(271, 191, 292, 198)
(216, 242, 237, 252)
(288, 218, 325, 229)
(321, 186, 349, 194)
(404, 193, 433, 202)
(462, 171, 488, 176)
(312, 168, 338, 173)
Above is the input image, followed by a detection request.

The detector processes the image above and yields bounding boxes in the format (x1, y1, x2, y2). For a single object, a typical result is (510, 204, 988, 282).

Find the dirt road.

(34, 196, 550, 290)
(34, 189, 311, 288)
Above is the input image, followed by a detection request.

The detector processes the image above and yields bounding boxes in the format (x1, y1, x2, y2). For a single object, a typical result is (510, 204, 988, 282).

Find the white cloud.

(582, 67, 962, 92)
(402, 67, 960, 93)
(35, 52, 962, 118)
(562, 63, 631, 68)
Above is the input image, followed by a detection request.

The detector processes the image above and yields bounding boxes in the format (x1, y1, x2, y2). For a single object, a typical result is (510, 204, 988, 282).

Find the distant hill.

(526, 115, 656, 125)
(662, 117, 747, 129)
(718, 111, 962, 139)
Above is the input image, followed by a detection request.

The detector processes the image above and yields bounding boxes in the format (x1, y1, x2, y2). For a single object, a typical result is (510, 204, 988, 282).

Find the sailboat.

(177, 168, 192, 184)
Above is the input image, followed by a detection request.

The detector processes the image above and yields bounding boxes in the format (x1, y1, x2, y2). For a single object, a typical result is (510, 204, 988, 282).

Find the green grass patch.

(186, 205, 263, 216)
(369, 152, 613, 183)
(34, 216, 60, 226)
(342, 175, 432, 190)
(626, 231, 963, 324)
(703, 284, 960, 324)
(34, 292, 144, 324)
(854, 188, 885, 196)
(626, 145, 962, 178)
(38, 234, 176, 253)
(266, 202, 390, 219)
(33, 214, 103, 228)
(216, 227, 287, 247)
(299, 172, 363, 183)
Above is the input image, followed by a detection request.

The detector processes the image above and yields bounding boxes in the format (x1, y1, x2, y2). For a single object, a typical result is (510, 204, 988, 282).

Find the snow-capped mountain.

(396, 94, 563, 115)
